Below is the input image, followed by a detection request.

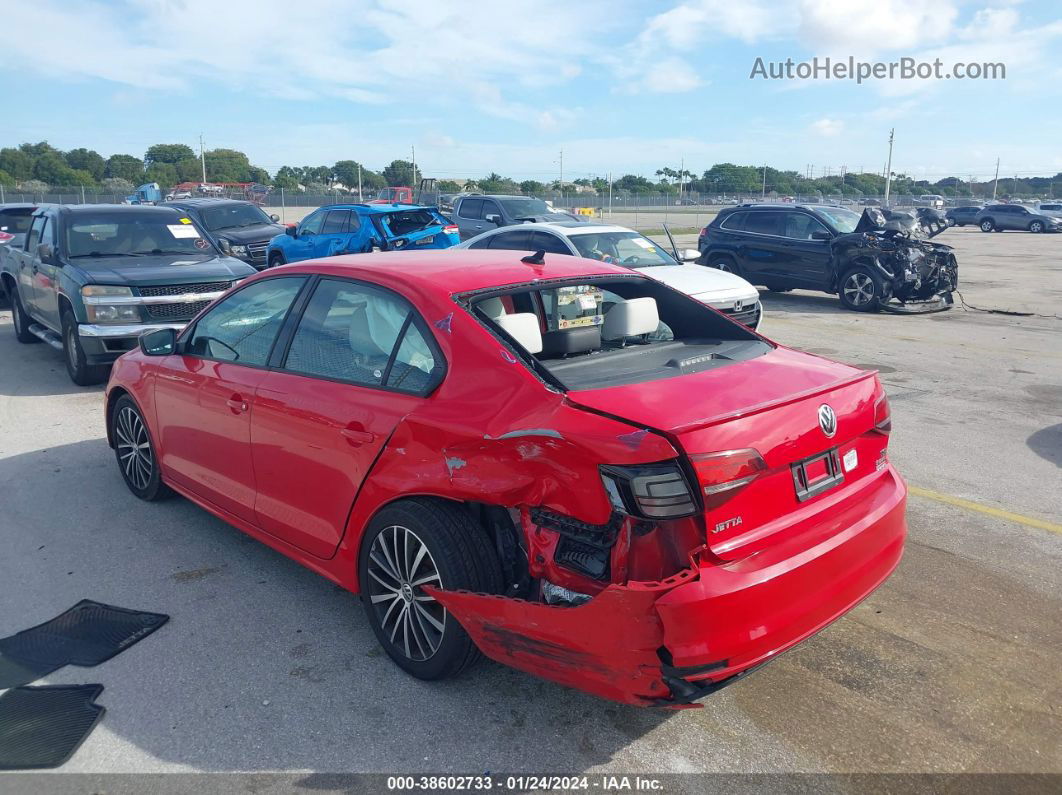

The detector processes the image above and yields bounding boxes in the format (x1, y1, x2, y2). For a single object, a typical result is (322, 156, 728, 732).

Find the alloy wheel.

(843, 273, 875, 306)
(366, 525, 446, 662)
(66, 326, 80, 370)
(115, 406, 154, 491)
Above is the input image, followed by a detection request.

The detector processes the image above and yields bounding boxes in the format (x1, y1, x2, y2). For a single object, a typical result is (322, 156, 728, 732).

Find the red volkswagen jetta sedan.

(105, 249, 906, 706)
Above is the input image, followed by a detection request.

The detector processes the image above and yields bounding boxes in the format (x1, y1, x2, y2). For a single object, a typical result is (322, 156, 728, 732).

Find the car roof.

(0, 203, 39, 211)
(163, 198, 253, 207)
(474, 221, 630, 235)
(303, 203, 437, 215)
(269, 249, 637, 297)
(55, 204, 186, 215)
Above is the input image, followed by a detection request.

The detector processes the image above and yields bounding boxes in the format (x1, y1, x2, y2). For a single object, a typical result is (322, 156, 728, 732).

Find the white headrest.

(602, 297, 659, 340)
(478, 297, 507, 318)
(495, 313, 542, 354)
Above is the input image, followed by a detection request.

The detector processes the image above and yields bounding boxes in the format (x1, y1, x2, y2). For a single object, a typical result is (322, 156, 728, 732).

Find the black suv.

(698, 203, 957, 311)
(162, 198, 284, 269)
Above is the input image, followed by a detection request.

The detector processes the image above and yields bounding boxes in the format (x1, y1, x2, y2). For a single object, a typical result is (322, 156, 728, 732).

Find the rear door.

(250, 277, 443, 557)
(152, 275, 308, 521)
(736, 211, 787, 283)
(456, 198, 486, 240)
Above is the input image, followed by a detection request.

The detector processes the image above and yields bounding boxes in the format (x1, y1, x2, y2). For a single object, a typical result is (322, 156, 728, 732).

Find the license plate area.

(791, 448, 844, 502)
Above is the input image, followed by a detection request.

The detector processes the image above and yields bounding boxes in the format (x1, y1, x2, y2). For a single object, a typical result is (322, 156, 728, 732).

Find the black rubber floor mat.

(0, 600, 168, 688)
(0, 684, 105, 769)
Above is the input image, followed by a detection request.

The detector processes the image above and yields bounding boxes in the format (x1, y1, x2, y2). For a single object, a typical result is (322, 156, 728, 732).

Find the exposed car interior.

(471, 277, 771, 390)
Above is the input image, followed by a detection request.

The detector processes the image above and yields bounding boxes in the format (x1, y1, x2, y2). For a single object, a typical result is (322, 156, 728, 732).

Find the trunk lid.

(568, 347, 888, 559)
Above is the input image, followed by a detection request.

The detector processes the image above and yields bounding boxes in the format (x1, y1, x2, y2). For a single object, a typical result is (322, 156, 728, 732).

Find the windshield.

(0, 210, 35, 235)
(498, 198, 549, 218)
(816, 207, 862, 233)
(569, 231, 677, 268)
(199, 203, 271, 231)
(65, 212, 215, 258)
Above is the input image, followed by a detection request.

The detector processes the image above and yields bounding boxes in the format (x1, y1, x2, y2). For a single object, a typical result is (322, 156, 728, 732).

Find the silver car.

(975, 204, 1062, 233)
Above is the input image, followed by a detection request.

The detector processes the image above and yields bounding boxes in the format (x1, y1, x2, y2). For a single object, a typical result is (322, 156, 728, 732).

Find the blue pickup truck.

(1, 204, 255, 384)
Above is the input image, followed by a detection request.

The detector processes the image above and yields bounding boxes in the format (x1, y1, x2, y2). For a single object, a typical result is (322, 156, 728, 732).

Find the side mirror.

(270, 214, 280, 222)
(811, 230, 832, 241)
(285, 225, 298, 237)
(217, 238, 232, 255)
(485, 213, 502, 226)
(139, 327, 177, 356)
(37, 243, 56, 264)
(680, 248, 701, 262)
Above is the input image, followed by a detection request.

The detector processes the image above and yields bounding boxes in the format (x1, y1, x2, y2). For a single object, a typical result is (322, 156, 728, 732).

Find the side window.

(348, 211, 362, 232)
(458, 198, 483, 220)
(743, 211, 782, 236)
(321, 210, 351, 234)
(531, 231, 571, 254)
(25, 216, 46, 252)
(299, 211, 325, 236)
(482, 200, 502, 220)
(719, 212, 747, 231)
(782, 212, 828, 240)
(185, 277, 305, 365)
(283, 279, 440, 393)
(468, 235, 495, 250)
(488, 230, 533, 250)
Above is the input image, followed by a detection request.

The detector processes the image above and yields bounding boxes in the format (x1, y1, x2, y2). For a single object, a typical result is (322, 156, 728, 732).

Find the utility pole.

(883, 128, 895, 206)
(840, 165, 846, 196)
(357, 164, 363, 201)
(992, 158, 1000, 200)
(411, 145, 416, 188)
(199, 133, 207, 184)
(608, 171, 613, 218)
(679, 157, 684, 203)
(762, 164, 767, 199)
(558, 149, 564, 195)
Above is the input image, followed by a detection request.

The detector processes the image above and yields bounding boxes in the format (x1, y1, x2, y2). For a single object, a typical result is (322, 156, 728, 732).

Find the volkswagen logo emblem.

(818, 404, 837, 438)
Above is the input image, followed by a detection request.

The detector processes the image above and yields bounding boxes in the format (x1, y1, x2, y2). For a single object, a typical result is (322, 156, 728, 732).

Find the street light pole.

(883, 128, 895, 206)
(199, 133, 207, 184)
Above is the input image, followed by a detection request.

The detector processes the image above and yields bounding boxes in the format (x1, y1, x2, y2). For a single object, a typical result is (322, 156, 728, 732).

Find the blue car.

(266, 203, 458, 267)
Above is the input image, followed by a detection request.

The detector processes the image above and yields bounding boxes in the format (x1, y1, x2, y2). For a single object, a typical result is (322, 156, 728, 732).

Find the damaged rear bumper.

(432, 466, 907, 707)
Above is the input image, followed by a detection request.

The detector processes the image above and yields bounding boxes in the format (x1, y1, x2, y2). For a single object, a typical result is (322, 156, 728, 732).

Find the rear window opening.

(380, 209, 445, 237)
(467, 276, 772, 390)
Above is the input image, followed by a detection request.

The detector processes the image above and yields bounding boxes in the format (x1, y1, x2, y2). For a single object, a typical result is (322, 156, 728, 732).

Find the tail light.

(699, 226, 709, 237)
(873, 393, 891, 434)
(601, 463, 697, 519)
(689, 449, 768, 510)
(0, 232, 13, 244)
(443, 225, 459, 236)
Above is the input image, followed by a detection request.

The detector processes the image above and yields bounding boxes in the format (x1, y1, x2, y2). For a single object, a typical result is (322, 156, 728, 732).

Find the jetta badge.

(818, 404, 837, 438)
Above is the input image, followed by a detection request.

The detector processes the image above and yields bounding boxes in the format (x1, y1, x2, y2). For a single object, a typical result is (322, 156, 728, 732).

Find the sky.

(2, 0, 1061, 183)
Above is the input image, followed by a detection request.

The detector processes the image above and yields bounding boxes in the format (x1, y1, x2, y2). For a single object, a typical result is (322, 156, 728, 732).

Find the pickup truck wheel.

(267, 252, 285, 268)
(62, 310, 109, 386)
(10, 289, 40, 344)
(838, 267, 884, 312)
(359, 498, 502, 681)
(112, 395, 172, 501)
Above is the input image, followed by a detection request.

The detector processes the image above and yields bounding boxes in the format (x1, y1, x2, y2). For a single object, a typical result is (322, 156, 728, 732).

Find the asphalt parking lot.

(0, 225, 1059, 776)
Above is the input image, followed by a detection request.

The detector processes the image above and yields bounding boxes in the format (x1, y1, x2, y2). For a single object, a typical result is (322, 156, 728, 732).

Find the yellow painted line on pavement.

(908, 486, 1062, 535)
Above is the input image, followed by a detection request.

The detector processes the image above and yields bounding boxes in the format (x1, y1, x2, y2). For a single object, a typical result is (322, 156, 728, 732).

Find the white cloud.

(797, 0, 959, 55)
(640, 0, 786, 48)
(810, 117, 844, 136)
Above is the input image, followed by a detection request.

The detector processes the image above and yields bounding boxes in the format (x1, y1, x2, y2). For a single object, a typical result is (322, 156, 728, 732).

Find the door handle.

(226, 395, 249, 413)
(341, 427, 375, 445)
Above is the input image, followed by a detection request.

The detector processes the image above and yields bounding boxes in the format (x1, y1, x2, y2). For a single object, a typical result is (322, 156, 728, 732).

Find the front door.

(287, 210, 325, 261)
(312, 209, 354, 258)
(774, 211, 833, 288)
(152, 275, 308, 521)
(250, 277, 441, 557)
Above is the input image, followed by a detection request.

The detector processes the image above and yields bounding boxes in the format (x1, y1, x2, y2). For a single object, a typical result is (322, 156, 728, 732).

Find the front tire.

(1030, 221, 1044, 233)
(10, 288, 40, 344)
(838, 267, 885, 312)
(112, 395, 172, 501)
(980, 219, 994, 232)
(359, 499, 502, 681)
(267, 251, 285, 268)
(710, 255, 743, 278)
(62, 310, 109, 386)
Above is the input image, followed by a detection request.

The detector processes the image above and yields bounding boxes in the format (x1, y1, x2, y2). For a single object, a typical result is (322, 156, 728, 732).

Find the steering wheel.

(622, 256, 644, 265)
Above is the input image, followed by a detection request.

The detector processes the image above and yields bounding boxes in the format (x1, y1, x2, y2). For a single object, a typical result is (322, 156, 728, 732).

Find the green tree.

(615, 174, 654, 194)
(20, 141, 61, 158)
(64, 148, 106, 180)
(101, 177, 134, 194)
(175, 158, 204, 182)
(145, 143, 196, 165)
(67, 169, 97, 187)
(437, 179, 462, 192)
(0, 168, 14, 186)
(0, 148, 35, 180)
(105, 154, 144, 182)
(204, 148, 257, 182)
(478, 172, 517, 193)
(519, 179, 545, 195)
(382, 159, 420, 187)
(144, 162, 178, 187)
(33, 153, 78, 185)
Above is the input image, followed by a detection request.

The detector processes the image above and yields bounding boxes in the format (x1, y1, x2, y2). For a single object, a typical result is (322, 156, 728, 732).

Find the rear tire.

(979, 219, 994, 232)
(10, 288, 40, 344)
(838, 267, 885, 312)
(359, 498, 502, 681)
(62, 309, 109, 386)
